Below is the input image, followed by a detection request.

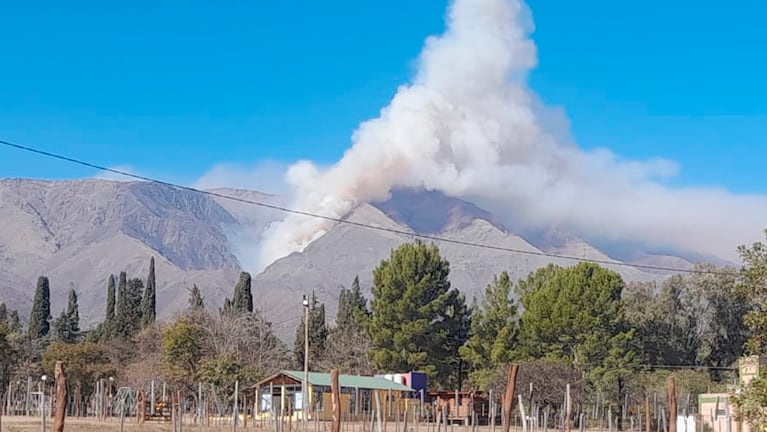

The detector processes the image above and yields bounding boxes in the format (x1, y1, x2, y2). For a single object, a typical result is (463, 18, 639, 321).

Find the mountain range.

(0, 179, 700, 341)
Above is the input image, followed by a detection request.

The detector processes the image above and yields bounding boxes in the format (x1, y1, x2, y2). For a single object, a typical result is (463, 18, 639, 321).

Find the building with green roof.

(254, 370, 416, 422)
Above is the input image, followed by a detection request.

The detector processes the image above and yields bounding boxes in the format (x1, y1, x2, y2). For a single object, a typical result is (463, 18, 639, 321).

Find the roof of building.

(256, 370, 413, 392)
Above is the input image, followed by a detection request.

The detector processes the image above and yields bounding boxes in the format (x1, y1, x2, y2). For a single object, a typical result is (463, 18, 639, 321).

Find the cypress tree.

(336, 276, 369, 332)
(8, 310, 21, 333)
(0, 303, 7, 324)
(52, 310, 77, 343)
(187, 284, 205, 311)
(28, 276, 51, 340)
(115, 277, 144, 339)
(293, 292, 328, 369)
(103, 274, 116, 339)
(66, 289, 80, 333)
(141, 257, 157, 326)
(232, 272, 253, 314)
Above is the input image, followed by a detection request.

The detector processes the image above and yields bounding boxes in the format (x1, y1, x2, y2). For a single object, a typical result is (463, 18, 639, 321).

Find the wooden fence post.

(667, 376, 677, 432)
(331, 370, 341, 432)
(53, 361, 68, 432)
(644, 394, 651, 432)
(502, 364, 519, 432)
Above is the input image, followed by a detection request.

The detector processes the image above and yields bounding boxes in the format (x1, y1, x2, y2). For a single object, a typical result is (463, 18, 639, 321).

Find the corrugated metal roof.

(277, 370, 413, 392)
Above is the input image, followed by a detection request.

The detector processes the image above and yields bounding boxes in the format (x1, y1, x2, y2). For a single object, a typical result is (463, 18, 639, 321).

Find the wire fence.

(1, 376, 732, 432)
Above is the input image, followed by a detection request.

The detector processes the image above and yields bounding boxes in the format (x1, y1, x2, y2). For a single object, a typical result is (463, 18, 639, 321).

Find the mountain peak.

(372, 188, 505, 234)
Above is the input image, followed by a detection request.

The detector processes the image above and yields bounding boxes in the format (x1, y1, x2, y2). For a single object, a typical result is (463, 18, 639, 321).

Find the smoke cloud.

(258, 0, 767, 269)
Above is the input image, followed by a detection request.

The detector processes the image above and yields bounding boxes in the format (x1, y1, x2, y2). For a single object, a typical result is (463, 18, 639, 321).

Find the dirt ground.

(0, 417, 538, 432)
(1, 415, 233, 432)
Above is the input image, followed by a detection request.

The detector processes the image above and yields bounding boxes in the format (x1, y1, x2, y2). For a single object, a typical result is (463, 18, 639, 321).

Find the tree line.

(2, 230, 767, 426)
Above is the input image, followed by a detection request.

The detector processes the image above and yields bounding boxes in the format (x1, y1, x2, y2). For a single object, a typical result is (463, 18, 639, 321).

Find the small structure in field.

(254, 370, 414, 422)
(429, 391, 490, 425)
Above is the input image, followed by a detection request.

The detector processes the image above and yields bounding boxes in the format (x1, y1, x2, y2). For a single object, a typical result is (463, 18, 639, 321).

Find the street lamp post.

(302, 294, 310, 426)
(109, 376, 114, 418)
(41, 375, 47, 432)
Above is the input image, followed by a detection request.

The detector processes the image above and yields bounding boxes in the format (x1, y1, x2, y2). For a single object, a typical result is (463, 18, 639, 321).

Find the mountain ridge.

(0, 178, 708, 340)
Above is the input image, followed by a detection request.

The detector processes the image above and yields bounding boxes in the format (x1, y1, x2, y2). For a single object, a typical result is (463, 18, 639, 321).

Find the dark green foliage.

(8, 310, 21, 333)
(460, 271, 518, 389)
(626, 264, 750, 374)
(67, 289, 80, 333)
(0, 322, 16, 397)
(28, 276, 51, 340)
(368, 241, 470, 388)
(198, 354, 260, 398)
(738, 230, 767, 354)
(114, 274, 144, 339)
(293, 292, 329, 370)
(52, 310, 78, 343)
(220, 298, 233, 316)
(732, 230, 767, 426)
(335, 276, 369, 333)
(102, 274, 116, 338)
(325, 277, 375, 375)
(516, 263, 636, 403)
(0, 303, 7, 324)
(141, 257, 157, 327)
(232, 272, 253, 314)
(188, 284, 205, 311)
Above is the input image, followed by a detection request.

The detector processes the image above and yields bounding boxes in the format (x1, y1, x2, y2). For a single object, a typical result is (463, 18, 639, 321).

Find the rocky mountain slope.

(0, 178, 694, 340)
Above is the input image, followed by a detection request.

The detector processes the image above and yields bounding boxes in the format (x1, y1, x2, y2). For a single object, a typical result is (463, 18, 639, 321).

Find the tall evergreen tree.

(293, 292, 328, 369)
(325, 277, 374, 374)
(28, 276, 51, 340)
(232, 272, 253, 314)
(0, 303, 7, 325)
(141, 257, 157, 326)
(66, 289, 80, 333)
(516, 263, 636, 408)
(52, 310, 77, 343)
(368, 241, 470, 388)
(102, 274, 117, 339)
(336, 276, 369, 332)
(114, 274, 144, 339)
(187, 284, 205, 311)
(460, 271, 518, 388)
(8, 310, 21, 334)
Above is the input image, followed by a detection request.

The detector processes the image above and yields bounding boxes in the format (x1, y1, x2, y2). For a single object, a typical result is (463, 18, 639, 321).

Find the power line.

(0, 139, 738, 276)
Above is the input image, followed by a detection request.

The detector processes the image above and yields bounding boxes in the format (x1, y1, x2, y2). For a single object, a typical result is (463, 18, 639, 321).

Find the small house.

(254, 370, 414, 422)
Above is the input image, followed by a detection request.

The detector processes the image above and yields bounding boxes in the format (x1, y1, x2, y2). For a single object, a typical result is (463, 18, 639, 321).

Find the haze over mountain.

(0, 178, 703, 340)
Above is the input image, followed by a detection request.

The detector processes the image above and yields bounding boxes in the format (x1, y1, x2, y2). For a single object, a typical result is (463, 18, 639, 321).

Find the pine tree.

(28, 276, 51, 340)
(459, 271, 518, 388)
(232, 272, 253, 314)
(188, 284, 205, 311)
(368, 241, 470, 388)
(293, 292, 328, 369)
(66, 289, 80, 333)
(141, 257, 157, 327)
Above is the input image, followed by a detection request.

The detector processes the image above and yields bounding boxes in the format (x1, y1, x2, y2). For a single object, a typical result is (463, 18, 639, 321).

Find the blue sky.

(1, 0, 765, 193)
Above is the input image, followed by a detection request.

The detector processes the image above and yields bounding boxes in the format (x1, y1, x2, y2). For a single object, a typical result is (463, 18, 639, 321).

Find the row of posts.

(1, 366, 687, 432)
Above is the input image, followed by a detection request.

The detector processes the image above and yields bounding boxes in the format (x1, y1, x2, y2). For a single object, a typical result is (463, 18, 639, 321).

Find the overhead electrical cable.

(0, 139, 739, 276)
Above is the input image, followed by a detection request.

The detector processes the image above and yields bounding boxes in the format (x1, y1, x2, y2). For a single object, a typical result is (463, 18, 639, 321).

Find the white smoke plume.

(258, 0, 767, 269)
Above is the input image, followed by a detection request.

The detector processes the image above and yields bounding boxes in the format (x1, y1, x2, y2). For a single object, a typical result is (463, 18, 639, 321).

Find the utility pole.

(303, 295, 310, 427)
